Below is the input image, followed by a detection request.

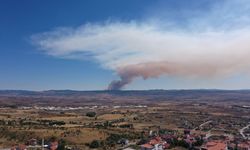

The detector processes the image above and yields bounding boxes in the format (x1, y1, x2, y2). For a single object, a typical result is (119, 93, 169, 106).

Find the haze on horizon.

(2, 0, 250, 90)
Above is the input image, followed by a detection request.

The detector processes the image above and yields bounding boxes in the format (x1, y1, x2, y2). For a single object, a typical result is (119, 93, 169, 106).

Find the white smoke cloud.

(31, 0, 250, 89)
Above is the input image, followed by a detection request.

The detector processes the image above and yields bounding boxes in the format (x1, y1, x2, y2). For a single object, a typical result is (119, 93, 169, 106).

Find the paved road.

(193, 120, 213, 131)
(199, 120, 213, 128)
(240, 123, 250, 139)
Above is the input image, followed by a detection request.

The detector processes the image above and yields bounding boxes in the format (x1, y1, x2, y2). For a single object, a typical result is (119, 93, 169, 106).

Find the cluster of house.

(138, 129, 250, 150)
(10, 138, 59, 150)
(140, 136, 170, 150)
(140, 129, 201, 150)
(201, 140, 250, 150)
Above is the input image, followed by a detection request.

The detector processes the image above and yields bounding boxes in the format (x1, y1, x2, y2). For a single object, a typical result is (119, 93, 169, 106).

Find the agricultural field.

(0, 90, 249, 149)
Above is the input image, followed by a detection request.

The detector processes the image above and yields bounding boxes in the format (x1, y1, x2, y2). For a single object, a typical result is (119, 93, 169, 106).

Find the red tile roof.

(205, 141, 227, 150)
(141, 143, 154, 149)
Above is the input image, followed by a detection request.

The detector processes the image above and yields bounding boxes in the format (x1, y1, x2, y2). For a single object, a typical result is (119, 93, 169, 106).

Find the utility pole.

(42, 138, 44, 150)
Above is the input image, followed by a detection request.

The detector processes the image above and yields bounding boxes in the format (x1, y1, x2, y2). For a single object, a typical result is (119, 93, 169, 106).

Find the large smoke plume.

(108, 59, 250, 90)
(31, 0, 250, 90)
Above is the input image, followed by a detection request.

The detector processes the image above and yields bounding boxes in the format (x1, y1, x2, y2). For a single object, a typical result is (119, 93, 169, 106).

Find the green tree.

(86, 112, 96, 117)
(89, 140, 100, 148)
(57, 139, 66, 150)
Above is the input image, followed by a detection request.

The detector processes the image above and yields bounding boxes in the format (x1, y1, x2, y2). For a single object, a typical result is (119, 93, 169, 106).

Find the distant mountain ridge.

(0, 89, 250, 107)
(1, 89, 250, 97)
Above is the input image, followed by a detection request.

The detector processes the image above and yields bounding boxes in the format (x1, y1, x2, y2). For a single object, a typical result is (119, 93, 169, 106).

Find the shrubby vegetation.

(89, 140, 102, 148)
(86, 112, 96, 117)
(88, 132, 140, 148)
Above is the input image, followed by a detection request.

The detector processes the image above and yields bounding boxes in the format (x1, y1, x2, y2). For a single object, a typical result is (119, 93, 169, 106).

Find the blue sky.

(1, 0, 250, 90)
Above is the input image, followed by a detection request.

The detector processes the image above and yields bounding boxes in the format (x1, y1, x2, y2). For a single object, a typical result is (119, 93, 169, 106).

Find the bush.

(86, 112, 96, 117)
(89, 140, 100, 148)
(48, 121, 65, 126)
(119, 124, 133, 128)
(57, 139, 66, 150)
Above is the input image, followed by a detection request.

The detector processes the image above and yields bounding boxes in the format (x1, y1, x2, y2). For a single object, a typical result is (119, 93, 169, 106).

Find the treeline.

(87, 132, 140, 149)
(0, 119, 65, 126)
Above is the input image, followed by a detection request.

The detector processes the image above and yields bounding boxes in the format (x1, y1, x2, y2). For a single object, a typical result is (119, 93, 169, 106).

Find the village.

(0, 100, 249, 150)
(4, 121, 250, 150)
